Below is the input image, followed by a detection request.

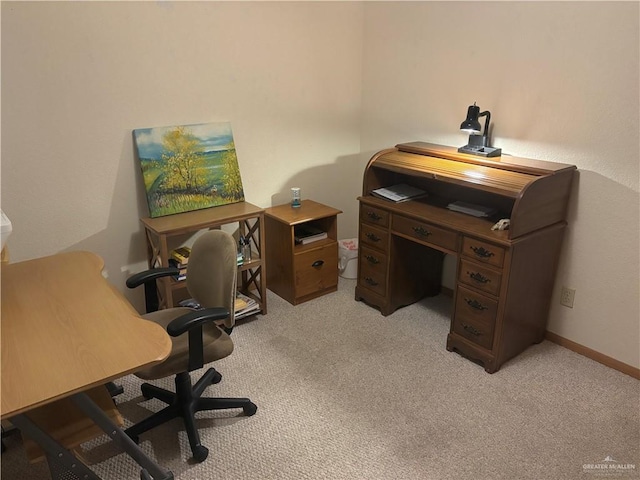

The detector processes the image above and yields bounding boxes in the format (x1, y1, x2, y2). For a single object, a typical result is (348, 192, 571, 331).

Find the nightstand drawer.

(462, 236, 505, 268)
(458, 258, 502, 296)
(294, 243, 338, 299)
(392, 215, 457, 252)
(360, 205, 389, 228)
(360, 223, 389, 252)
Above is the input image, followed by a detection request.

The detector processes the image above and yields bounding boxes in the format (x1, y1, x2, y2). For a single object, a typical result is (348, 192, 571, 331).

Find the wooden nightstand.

(264, 200, 342, 305)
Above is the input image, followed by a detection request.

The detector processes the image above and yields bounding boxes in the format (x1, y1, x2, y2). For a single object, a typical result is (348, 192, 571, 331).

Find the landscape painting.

(134, 122, 245, 218)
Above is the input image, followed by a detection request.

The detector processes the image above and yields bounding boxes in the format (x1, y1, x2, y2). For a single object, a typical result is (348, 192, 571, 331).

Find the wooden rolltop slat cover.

(374, 150, 536, 198)
(364, 142, 576, 240)
(395, 142, 575, 175)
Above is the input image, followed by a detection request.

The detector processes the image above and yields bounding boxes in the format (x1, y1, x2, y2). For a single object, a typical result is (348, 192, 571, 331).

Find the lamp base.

(458, 145, 502, 158)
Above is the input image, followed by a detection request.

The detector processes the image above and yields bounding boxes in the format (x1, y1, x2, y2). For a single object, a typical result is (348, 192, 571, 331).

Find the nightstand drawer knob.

(312, 260, 324, 268)
(367, 211, 382, 221)
(364, 276, 378, 286)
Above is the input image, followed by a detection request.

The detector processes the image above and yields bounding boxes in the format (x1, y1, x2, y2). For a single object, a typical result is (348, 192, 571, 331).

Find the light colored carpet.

(2, 278, 639, 480)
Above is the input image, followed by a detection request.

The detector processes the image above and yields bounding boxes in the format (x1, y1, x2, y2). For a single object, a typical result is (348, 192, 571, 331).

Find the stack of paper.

(371, 184, 427, 203)
(294, 224, 327, 245)
(178, 291, 261, 320)
(447, 201, 497, 218)
(234, 291, 261, 320)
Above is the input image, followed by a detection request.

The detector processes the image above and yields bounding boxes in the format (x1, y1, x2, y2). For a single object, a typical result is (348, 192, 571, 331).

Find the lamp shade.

(460, 104, 481, 133)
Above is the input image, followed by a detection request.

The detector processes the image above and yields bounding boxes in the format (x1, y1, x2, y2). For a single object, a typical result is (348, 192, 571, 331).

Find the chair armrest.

(166, 307, 230, 337)
(126, 267, 180, 289)
(167, 307, 230, 371)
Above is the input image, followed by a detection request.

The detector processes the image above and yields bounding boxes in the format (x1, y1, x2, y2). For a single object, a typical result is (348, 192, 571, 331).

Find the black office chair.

(125, 230, 257, 462)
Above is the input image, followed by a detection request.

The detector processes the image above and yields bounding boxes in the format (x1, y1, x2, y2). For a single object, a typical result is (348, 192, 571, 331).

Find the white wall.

(1, 1, 364, 310)
(2, 1, 638, 370)
(360, 2, 639, 369)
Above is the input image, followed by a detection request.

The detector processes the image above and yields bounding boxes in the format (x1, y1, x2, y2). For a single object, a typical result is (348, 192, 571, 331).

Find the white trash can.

(1, 210, 12, 251)
(338, 238, 358, 279)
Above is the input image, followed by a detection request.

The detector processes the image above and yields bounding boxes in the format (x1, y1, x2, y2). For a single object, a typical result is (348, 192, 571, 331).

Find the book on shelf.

(234, 291, 261, 320)
(294, 224, 327, 245)
(234, 296, 248, 311)
(170, 246, 191, 265)
(371, 183, 427, 203)
(168, 258, 187, 281)
(178, 298, 201, 309)
(178, 291, 260, 320)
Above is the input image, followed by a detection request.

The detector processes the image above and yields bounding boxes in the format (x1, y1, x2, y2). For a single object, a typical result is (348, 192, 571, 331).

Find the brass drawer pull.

(364, 277, 378, 286)
(365, 233, 381, 243)
(412, 226, 432, 238)
(311, 260, 324, 268)
(462, 323, 482, 336)
(468, 271, 490, 284)
(464, 298, 488, 311)
(470, 246, 495, 259)
(367, 211, 382, 221)
(365, 254, 380, 264)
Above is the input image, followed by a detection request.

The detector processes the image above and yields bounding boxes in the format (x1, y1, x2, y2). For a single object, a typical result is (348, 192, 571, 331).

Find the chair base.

(125, 368, 257, 462)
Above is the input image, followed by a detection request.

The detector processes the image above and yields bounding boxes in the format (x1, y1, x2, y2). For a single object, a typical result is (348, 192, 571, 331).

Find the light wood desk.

(1, 251, 173, 479)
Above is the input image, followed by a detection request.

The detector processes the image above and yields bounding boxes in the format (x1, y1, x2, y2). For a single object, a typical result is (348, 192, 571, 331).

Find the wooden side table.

(264, 200, 342, 305)
(140, 202, 267, 314)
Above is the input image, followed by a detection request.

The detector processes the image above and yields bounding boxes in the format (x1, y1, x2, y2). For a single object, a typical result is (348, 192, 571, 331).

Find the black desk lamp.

(458, 102, 502, 158)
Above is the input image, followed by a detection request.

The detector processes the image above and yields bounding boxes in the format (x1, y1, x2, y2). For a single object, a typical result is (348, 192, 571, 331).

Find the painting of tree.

(134, 122, 245, 217)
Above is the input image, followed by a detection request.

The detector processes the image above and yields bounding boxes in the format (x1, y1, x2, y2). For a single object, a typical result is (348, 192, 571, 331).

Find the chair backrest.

(186, 230, 237, 330)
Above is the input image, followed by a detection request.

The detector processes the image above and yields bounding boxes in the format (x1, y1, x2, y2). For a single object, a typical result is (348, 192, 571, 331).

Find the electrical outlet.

(560, 286, 575, 308)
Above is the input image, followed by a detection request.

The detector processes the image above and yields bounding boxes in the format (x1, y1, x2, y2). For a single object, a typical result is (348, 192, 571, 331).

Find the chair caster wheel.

(244, 402, 258, 416)
(211, 371, 222, 384)
(192, 445, 209, 463)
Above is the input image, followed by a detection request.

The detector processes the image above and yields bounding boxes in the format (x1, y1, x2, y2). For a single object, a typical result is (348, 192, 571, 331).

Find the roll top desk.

(355, 142, 576, 373)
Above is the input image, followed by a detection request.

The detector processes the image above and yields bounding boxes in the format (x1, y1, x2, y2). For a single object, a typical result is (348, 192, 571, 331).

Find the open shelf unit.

(140, 202, 267, 316)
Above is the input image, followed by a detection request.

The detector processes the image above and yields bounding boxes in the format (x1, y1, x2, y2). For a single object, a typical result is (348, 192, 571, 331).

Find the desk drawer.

(452, 315, 495, 351)
(294, 243, 338, 298)
(462, 236, 505, 268)
(459, 258, 502, 296)
(360, 205, 389, 228)
(360, 244, 388, 273)
(453, 286, 497, 350)
(358, 246, 387, 297)
(392, 215, 457, 252)
(360, 223, 389, 252)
